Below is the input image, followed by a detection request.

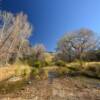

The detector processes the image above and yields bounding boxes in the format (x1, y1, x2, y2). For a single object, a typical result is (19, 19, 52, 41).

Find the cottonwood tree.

(25, 44, 46, 67)
(0, 11, 32, 65)
(32, 44, 46, 62)
(56, 35, 75, 62)
(56, 28, 98, 62)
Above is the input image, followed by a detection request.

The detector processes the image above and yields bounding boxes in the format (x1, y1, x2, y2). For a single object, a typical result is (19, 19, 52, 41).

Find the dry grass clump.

(83, 62, 100, 78)
(0, 63, 31, 81)
(66, 62, 100, 78)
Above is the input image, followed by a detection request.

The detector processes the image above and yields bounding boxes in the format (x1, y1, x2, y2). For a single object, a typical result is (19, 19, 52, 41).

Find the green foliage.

(31, 67, 39, 76)
(68, 64, 82, 72)
(31, 67, 48, 80)
(19, 56, 46, 68)
(44, 61, 51, 66)
(56, 67, 69, 76)
(33, 61, 42, 68)
(55, 60, 66, 67)
(44, 60, 54, 66)
(33, 60, 51, 68)
(30, 67, 41, 80)
(65, 63, 83, 76)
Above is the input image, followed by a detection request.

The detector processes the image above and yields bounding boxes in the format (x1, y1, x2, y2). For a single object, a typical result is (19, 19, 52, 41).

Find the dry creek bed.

(0, 76, 100, 100)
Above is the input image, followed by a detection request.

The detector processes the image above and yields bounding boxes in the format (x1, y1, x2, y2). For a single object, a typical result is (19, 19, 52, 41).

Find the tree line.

(0, 11, 100, 66)
(56, 29, 100, 62)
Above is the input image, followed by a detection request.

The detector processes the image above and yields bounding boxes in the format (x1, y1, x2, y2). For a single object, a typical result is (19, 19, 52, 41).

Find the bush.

(33, 61, 42, 68)
(56, 67, 69, 76)
(31, 67, 49, 80)
(30, 67, 41, 80)
(14, 63, 31, 79)
(31, 67, 39, 76)
(65, 63, 84, 76)
(32, 44, 46, 62)
(33, 60, 55, 68)
(68, 64, 82, 71)
(55, 60, 66, 67)
(22, 68, 30, 79)
(83, 64, 100, 78)
(39, 69, 48, 80)
(44, 60, 54, 66)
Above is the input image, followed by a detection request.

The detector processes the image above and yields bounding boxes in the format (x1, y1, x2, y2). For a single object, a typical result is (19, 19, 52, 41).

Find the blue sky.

(1, 0, 100, 51)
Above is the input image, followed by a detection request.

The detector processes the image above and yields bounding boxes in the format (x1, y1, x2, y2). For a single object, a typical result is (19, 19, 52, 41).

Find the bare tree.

(32, 44, 46, 62)
(56, 35, 75, 62)
(0, 11, 32, 65)
(56, 28, 98, 62)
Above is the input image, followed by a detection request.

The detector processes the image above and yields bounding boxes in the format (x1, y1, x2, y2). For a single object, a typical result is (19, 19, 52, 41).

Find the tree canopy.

(0, 11, 32, 65)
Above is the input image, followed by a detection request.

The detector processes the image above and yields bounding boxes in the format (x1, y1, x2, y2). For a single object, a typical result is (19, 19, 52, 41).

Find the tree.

(56, 35, 75, 62)
(32, 44, 46, 62)
(56, 28, 98, 62)
(23, 44, 46, 67)
(0, 11, 32, 65)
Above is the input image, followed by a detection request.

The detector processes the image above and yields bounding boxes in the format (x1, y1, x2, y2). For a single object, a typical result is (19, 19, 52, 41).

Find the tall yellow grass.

(0, 64, 31, 81)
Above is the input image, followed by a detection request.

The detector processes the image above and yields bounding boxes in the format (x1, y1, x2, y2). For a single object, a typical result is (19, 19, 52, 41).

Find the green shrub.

(44, 61, 54, 66)
(33, 61, 42, 68)
(44, 61, 50, 66)
(66, 63, 83, 76)
(31, 67, 39, 76)
(22, 68, 30, 79)
(30, 67, 42, 80)
(56, 67, 69, 76)
(32, 60, 49, 68)
(68, 65, 82, 71)
(31, 68, 49, 80)
(55, 60, 66, 67)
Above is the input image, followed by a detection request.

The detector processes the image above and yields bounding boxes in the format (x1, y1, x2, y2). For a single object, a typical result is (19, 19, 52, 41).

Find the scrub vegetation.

(0, 11, 100, 100)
